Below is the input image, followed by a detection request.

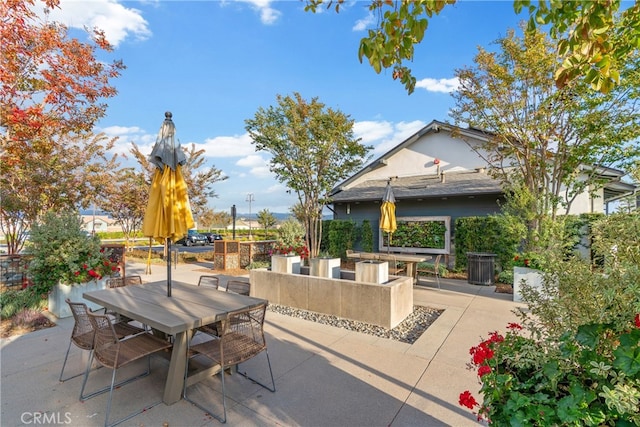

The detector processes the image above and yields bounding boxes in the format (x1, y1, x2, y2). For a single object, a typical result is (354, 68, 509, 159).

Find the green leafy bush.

(24, 211, 119, 292)
(459, 214, 640, 425)
(460, 319, 640, 425)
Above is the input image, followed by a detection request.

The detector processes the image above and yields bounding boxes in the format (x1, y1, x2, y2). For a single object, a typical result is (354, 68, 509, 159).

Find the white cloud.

(235, 0, 281, 24)
(352, 12, 375, 31)
(236, 154, 272, 178)
(43, 0, 151, 47)
(372, 120, 426, 155)
(353, 120, 393, 144)
(198, 133, 255, 158)
(415, 77, 459, 93)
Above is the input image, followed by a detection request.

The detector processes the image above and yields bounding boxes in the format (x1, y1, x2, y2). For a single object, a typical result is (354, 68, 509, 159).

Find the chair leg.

(236, 349, 276, 393)
(436, 272, 441, 290)
(59, 340, 84, 382)
(79, 351, 152, 402)
(103, 356, 163, 427)
(183, 364, 228, 423)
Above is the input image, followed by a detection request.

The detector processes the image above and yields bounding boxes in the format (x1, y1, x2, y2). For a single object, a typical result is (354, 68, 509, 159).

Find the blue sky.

(44, 0, 524, 216)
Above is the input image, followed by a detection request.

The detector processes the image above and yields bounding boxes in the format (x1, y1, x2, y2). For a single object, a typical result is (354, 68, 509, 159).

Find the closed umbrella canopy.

(380, 181, 397, 251)
(142, 112, 194, 296)
(380, 182, 397, 234)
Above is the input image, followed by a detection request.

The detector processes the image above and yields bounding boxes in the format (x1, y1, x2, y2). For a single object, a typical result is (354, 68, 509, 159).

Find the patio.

(0, 261, 524, 426)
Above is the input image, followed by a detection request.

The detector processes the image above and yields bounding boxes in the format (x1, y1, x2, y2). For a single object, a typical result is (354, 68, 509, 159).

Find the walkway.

(0, 261, 524, 426)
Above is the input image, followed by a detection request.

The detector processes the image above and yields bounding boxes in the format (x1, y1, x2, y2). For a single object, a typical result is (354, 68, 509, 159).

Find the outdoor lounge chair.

(80, 312, 172, 427)
(60, 299, 145, 384)
(225, 280, 250, 296)
(183, 302, 275, 423)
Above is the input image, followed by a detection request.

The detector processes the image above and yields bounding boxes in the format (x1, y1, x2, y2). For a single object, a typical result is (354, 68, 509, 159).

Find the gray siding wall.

(332, 194, 505, 251)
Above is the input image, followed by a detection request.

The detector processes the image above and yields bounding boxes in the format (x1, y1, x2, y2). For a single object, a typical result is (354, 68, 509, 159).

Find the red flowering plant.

(459, 318, 640, 425)
(511, 252, 544, 270)
(26, 211, 120, 293)
(271, 238, 309, 260)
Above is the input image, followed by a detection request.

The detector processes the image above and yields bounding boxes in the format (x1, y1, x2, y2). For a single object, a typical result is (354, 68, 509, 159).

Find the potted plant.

(24, 210, 120, 318)
(512, 252, 546, 302)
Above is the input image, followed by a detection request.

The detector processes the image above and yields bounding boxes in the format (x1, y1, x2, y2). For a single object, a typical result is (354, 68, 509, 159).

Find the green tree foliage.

(276, 217, 305, 248)
(245, 92, 371, 258)
(305, 0, 639, 94)
(100, 167, 148, 250)
(257, 209, 277, 237)
(450, 28, 640, 248)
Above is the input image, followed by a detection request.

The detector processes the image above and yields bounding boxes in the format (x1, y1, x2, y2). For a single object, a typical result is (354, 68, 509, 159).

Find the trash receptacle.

(467, 252, 496, 285)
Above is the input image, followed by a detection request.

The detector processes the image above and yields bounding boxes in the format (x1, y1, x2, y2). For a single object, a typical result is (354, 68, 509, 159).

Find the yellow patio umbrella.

(142, 112, 195, 296)
(380, 181, 397, 252)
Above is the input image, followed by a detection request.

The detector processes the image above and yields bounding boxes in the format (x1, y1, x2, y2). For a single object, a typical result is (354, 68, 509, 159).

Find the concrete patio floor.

(1, 261, 525, 426)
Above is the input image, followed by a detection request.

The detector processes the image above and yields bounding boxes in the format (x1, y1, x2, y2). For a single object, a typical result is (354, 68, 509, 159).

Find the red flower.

(487, 331, 504, 344)
(507, 322, 523, 330)
(635, 314, 640, 328)
(478, 365, 492, 377)
(514, 255, 519, 261)
(74, 271, 80, 276)
(459, 391, 478, 409)
(524, 259, 530, 267)
(88, 269, 98, 277)
(471, 343, 494, 365)
(83, 264, 88, 269)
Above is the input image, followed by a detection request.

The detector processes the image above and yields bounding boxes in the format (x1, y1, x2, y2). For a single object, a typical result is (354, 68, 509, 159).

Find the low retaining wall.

(250, 269, 413, 329)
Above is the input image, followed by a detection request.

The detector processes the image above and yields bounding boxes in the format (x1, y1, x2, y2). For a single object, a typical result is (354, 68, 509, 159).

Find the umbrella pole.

(166, 238, 172, 297)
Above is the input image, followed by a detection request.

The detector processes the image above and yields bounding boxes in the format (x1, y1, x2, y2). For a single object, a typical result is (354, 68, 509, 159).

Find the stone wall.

(250, 269, 413, 329)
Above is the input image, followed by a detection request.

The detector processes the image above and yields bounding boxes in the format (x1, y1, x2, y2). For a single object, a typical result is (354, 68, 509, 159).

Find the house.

(329, 120, 636, 254)
(81, 215, 120, 234)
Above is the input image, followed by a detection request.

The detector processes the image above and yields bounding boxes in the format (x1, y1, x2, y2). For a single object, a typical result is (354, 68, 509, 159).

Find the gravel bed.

(267, 304, 443, 344)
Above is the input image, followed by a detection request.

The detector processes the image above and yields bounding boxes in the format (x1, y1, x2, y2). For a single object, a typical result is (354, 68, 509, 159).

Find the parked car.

(176, 230, 208, 247)
(202, 233, 224, 245)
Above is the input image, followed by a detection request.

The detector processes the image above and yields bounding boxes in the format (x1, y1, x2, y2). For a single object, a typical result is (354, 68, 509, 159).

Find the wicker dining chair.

(225, 280, 250, 296)
(60, 299, 145, 384)
(123, 275, 142, 286)
(417, 255, 442, 290)
(106, 277, 124, 288)
(183, 302, 275, 423)
(80, 312, 172, 427)
(198, 275, 220, 289)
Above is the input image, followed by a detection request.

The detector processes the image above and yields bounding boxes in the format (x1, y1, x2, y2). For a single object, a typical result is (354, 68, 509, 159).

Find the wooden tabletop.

(346, 251, 431, 263)
(83, 280, 267, 335)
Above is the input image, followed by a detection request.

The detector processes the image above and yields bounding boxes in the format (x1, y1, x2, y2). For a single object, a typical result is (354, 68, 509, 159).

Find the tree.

(305, 0, 639, 94)
(245, 92, 371, 258)
(257, 209, 277, 238)
(1, 0, 125, 254)
(449, 28, 640, 249)
(100, 167, 148, 250)
(198, 207, 216, 230)
(211, 210, 232, 229)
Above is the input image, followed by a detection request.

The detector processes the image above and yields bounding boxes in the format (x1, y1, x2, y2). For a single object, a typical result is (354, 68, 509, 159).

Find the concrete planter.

(355, 260, 389, 284)
(48, 278, 108, 318)
(309, 257, 341, 279)
(271, 254, 301, 274)
(513, 267, 543, 303)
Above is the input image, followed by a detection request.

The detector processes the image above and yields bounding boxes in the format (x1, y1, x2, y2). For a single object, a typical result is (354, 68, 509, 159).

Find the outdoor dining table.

(346, 251, 432, 283)
(83, 280, 267, 405)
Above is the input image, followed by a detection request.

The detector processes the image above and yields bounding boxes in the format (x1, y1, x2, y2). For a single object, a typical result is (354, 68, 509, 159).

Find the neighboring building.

(329, 120, 636, 253)
(81, 215, 121, 234)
